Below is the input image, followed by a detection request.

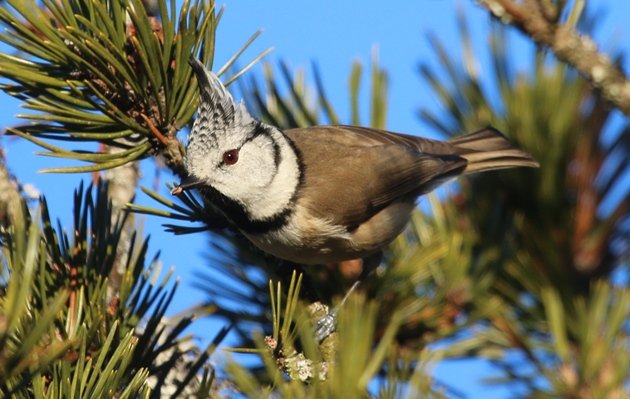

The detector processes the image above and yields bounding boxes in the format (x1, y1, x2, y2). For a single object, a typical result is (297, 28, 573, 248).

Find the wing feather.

(285, 126, 466, 229)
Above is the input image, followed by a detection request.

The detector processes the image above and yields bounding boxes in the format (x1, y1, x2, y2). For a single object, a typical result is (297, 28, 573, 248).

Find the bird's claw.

(314, 310, 337, 342)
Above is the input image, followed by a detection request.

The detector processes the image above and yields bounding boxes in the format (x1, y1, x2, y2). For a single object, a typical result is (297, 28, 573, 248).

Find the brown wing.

(284, 125, 467, 229)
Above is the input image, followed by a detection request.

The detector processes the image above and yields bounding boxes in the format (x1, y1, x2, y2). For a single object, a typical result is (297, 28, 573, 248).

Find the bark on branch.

(479, 0, 630, 117)
(0, 148, 25, 232)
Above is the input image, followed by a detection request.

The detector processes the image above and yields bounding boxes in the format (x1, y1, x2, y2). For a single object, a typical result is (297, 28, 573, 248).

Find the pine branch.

(419, 9, 630, 396)
(478, 0, 630, 117)
(0, 0, 269, 176)
(0, 149, 24, 230)
(104, 145, 140, 297)
(225, 276, 444, 398)
(0, 182, 228, 397)
(0, 206, 74, 395)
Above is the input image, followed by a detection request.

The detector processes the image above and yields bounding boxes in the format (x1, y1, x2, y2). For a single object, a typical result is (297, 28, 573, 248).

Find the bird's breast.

(242, 200, 416, 264)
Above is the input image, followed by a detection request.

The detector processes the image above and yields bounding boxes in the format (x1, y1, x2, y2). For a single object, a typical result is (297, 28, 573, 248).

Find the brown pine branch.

(102, 144, 140, 297)
(0, 148, 25, 232)
(478, 0, 630, 116)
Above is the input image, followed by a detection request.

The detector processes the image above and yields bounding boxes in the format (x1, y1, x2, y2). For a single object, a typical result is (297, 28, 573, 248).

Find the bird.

(174, 57, 539, 266)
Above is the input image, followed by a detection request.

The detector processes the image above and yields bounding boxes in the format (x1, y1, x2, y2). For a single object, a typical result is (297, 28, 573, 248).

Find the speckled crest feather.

(186, 58, 254, 160)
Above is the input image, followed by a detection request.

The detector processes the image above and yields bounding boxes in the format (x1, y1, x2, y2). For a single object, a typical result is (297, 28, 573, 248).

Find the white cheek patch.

(239, 138, 276, 188)
(212, 136, 274, 198)
(243, 131, 301, 221)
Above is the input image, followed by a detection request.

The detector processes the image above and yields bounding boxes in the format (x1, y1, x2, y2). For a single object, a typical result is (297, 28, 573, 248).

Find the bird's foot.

(313, 278, 363, 342)
(314, 310, 338, 342)
(313, 253, 383, 342)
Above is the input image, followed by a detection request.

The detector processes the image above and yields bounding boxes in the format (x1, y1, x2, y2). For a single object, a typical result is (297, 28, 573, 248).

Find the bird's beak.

(171, 175, 204, 195)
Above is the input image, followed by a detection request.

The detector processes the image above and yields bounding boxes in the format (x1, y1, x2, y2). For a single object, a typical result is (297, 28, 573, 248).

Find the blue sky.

(2, 1, 630, 397)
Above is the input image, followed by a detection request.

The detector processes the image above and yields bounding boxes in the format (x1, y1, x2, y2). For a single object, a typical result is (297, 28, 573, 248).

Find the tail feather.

(448, 127, 539, 173)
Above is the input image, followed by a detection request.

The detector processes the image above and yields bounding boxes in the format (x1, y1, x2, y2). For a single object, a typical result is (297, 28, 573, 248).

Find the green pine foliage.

(0, 0, 268, 175)
(0, 182, 220, 397)
(417, 14, 630, 397)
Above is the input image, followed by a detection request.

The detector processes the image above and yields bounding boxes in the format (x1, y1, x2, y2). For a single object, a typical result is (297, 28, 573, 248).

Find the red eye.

(222, 149, 239, 165)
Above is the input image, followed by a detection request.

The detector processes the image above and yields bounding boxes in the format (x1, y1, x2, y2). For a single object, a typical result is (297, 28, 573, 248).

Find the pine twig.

(0, 148, 25, 231)
(104, 145, 140, 295)
(478, 0, 630, 116)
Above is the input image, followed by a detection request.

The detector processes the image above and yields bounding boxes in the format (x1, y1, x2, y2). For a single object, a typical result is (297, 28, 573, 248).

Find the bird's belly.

(243, 200, 416, 264)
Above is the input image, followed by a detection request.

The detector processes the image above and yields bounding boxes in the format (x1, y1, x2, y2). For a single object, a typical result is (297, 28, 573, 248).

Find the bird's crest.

(187, 57, 254, 143)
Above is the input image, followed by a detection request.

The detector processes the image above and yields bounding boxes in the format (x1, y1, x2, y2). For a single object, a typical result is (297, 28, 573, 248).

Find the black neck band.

(199, 185, 292, 234)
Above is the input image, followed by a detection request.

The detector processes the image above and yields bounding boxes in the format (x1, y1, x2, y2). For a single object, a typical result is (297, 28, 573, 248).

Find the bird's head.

(176, 58, 300, 225)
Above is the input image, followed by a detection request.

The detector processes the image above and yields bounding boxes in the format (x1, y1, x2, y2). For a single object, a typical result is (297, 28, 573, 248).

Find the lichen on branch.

(478, 0, 630, 117)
